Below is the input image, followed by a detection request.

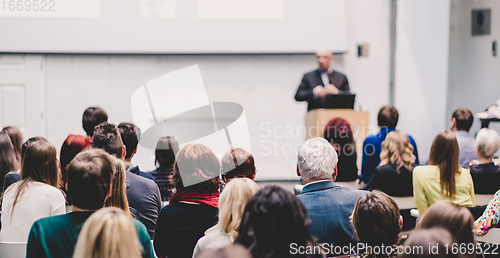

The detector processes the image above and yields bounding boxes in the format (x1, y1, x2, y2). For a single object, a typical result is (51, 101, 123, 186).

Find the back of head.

(0, 133, 19, 185)
(92, 123, 124, 159)
(21, 140, 59, 187)
(235, 185, 320, 258)
(475, 128, 500, 159)
(73, 207, 141, 258)
(351, 191, 401, 246)
(21, 136, 46, 162)
(416, 201, 475, 246)
(428, 130, 460, 199)
(60, 135, 91, 184)
(213, 178, 259, 241)
(67, 149, 114, 210)
(196, 244, 252, 258)
(155, 136, 179, 169)
(378, 106, 399, 129)
(2, 126, 23, 163)
(380, 131, 415, 172)
(452, 108, 474, 132)
(118, 123, 141, 159)
(298, 137, 338, 182)
(173, 144, 220, 192)
(82, 107, 108, 137)
(399, 228, 461, 258)
(221, 148, 256, 181)
(323, 117, 355, 150)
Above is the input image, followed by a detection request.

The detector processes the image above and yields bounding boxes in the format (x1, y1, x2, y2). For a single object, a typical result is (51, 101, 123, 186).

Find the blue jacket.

(297, 180, 367, 255)
(360, 127, 419, 183)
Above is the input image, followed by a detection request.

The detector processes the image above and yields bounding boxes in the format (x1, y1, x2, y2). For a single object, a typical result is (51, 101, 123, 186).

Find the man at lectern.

(294, 48, 350, 111)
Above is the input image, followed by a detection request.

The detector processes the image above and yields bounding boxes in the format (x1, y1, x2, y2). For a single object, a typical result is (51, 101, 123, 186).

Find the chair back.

(0, 241, 27, 258)
(476, 228, 500, 245)
(476, 194, 495, 206)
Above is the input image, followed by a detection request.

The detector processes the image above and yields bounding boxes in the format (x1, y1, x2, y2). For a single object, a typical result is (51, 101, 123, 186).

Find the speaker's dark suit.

(294, 69, 350, 111)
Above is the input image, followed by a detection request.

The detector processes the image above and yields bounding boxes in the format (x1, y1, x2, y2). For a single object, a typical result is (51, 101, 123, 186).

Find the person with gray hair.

(296, 137, 367, 256)
(469, 128, 500, 194)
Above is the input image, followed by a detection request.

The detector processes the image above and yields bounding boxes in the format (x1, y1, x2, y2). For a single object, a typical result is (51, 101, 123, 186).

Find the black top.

(154, 202, 218, 258)
(295, 69, 350, 111)
(3, 171, 20, 192)
(336, 150, 359, 182)
(364, 163, 413, 197)
(149, 168, 175, 202)
(469, 162, 500, 194)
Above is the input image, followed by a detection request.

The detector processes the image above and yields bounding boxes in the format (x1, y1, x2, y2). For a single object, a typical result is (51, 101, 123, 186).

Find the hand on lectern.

(325, 84, 339, 95)
(313, 85, 328, 98)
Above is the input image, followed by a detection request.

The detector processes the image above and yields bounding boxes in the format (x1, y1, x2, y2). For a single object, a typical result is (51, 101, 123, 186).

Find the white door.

(0, 55, 45, 139)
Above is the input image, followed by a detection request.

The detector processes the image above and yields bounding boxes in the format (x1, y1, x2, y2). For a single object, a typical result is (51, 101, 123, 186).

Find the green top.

(27, 211, 154, 258)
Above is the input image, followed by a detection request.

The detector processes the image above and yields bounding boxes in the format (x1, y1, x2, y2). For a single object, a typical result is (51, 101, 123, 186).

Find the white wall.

(394, 0, 451, 163)
(1, 0, 394, 180)
(448, 0, 500, 139)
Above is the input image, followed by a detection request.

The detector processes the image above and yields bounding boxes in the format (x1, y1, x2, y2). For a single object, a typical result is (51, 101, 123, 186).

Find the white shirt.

(0, 181, 66, 242)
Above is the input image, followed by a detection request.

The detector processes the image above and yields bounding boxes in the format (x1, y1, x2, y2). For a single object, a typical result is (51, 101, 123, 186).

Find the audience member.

(93, 122, 161, 238)
(413, 131, 475, 214)
(399, 228, 462, 258)
(450, 108, 478, 168)
(475, 189, 500, 235)
(351, 191, 403, 258)
(118, 122, 155, 181)
(361, 106, 419, 183)
(2, 126, 23, 164)
(82, 107, 108, 138)
(193, 178, 259, 257)
(0, 133, 20, 193)
(73, 207, 142, 258)
(235, 185, 323, 258)
(416, 201, 475, 258)
(221, 148, 256, 182)
(154, 144, 220, 258)
(26, 149, 154, 258)
(60, 135, 91, 204)
(364, 131, 415, 196)
(469, 128, 500, 194)
(196, 244, 252, 258)
(323, 117, 358, 182)
(3, 137, 45, 191)
(296, 137, 367, 255)
(0, 140, 65, 242)
(150, 136, 178, 202)
(104, 160, 133, 217)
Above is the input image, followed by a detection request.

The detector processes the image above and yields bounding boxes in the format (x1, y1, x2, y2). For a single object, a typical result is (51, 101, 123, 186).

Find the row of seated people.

(3, 134, 500, 258)
(328, 106, 500, 199)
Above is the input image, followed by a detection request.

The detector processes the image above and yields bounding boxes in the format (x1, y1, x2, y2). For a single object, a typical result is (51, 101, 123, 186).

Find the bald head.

(316, 48, 333, 72)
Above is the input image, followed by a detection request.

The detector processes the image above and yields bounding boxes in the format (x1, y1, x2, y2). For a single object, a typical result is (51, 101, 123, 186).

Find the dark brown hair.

(173, 144, 220, 193)
(0, 133, 20, 189)
(67, 149, 114, 210)
(221, 148, 256, 181)
(104, 160, 131, 217)
(2, 126, 23, 164)
(452, 108, 473, 132)
(9, 140, 60, 217)
(351, 191, 401, 246)
(428, 130, 460, 199)
(416, 201, 475, 254)
(118, 123, 141, 159)
(378, 106, 399, 129)
(399, 228, 462, 258)
(92, 123, 124, 159)
(82, 107, 108, 137)
(155, 137, 179, 169)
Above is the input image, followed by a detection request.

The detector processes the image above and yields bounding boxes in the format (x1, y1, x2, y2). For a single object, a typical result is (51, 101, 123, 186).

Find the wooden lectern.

(305, 109, 369, 168)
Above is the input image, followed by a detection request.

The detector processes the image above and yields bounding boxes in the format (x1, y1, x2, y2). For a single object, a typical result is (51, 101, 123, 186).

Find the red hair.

(60, 135, 91, 185)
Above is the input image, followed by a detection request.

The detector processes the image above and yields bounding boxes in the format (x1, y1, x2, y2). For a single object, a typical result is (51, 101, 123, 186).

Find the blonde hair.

(73, 207, 142, 258)
(206, 178, 259, 241)
(379, 131, 415, 173)
(104, 160, 132, 217)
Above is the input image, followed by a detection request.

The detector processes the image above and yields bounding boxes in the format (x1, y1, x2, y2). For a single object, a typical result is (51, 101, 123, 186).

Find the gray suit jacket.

(297, 180, 367, 255)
